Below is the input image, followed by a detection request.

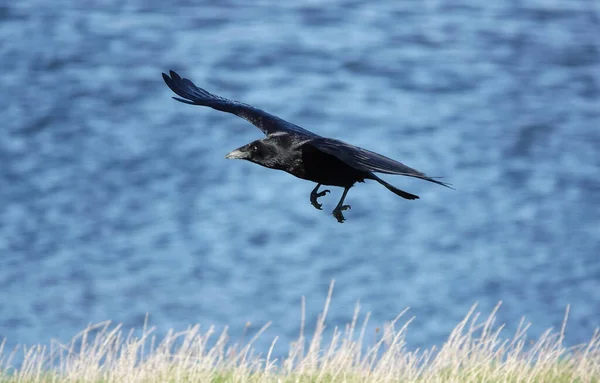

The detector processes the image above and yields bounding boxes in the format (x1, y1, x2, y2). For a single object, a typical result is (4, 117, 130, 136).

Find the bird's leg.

(332, 187, 351, 223)
(310, 183, 330, 210)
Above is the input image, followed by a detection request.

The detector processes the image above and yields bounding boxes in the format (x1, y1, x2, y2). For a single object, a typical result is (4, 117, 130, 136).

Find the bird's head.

(225, 139, 284, 169)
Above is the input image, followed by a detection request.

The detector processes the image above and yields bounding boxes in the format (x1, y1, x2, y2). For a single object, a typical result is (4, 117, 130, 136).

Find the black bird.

(162, 70, 452, 223)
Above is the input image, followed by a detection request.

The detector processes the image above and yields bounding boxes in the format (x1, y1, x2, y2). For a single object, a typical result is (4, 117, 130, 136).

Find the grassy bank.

(1, 282, 599, 382)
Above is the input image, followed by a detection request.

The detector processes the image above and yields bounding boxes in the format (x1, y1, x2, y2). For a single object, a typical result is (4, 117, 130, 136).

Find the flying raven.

(162, 70, 451, 223)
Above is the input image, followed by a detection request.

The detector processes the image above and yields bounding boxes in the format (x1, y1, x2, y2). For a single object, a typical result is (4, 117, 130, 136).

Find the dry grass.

(1, 282, 599, 382)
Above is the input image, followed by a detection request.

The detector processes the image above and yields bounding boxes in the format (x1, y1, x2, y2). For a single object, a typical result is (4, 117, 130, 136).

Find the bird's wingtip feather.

(169, 70, 181, 81)
(172, 96, 196, 105)
(427, 176, 455, 189)
(439, 181, 455, 190)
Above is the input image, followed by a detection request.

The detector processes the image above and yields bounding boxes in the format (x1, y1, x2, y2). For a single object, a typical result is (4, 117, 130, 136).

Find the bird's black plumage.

(162, 70, 452, 222)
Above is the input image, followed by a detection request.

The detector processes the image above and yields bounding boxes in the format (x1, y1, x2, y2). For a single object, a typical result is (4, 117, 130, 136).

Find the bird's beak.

(225, 148, 248, 160)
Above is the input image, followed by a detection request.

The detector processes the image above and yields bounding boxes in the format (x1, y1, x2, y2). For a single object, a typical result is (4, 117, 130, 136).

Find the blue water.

(1, 0, 599, 361)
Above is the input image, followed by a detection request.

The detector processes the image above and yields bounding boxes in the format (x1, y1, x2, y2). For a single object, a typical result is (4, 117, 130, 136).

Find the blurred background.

(1, 0, 599, 360)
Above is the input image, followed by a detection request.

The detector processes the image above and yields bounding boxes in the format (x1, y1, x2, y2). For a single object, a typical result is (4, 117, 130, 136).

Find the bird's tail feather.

(371, 174, 419, 200)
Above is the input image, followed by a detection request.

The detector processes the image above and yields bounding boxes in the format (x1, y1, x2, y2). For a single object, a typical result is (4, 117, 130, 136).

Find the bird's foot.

(332, 204, 351, 223)
(310, 189, 330, 210)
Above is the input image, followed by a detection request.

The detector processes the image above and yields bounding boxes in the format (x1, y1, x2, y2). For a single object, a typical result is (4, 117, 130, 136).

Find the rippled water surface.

(1, 0, 599, 359)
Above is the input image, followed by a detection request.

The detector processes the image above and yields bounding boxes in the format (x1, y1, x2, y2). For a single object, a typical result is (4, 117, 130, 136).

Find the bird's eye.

(251, 145, 258, 152)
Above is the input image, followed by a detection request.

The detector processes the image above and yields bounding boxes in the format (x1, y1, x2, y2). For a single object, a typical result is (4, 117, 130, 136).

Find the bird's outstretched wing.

(162, 71, 318, 137)
(309, 138, 453, 188)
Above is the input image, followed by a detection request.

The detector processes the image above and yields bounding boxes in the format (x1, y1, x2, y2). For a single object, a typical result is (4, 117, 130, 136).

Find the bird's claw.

(310, 189, 330, 210)
(332, 205, 351, 223)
